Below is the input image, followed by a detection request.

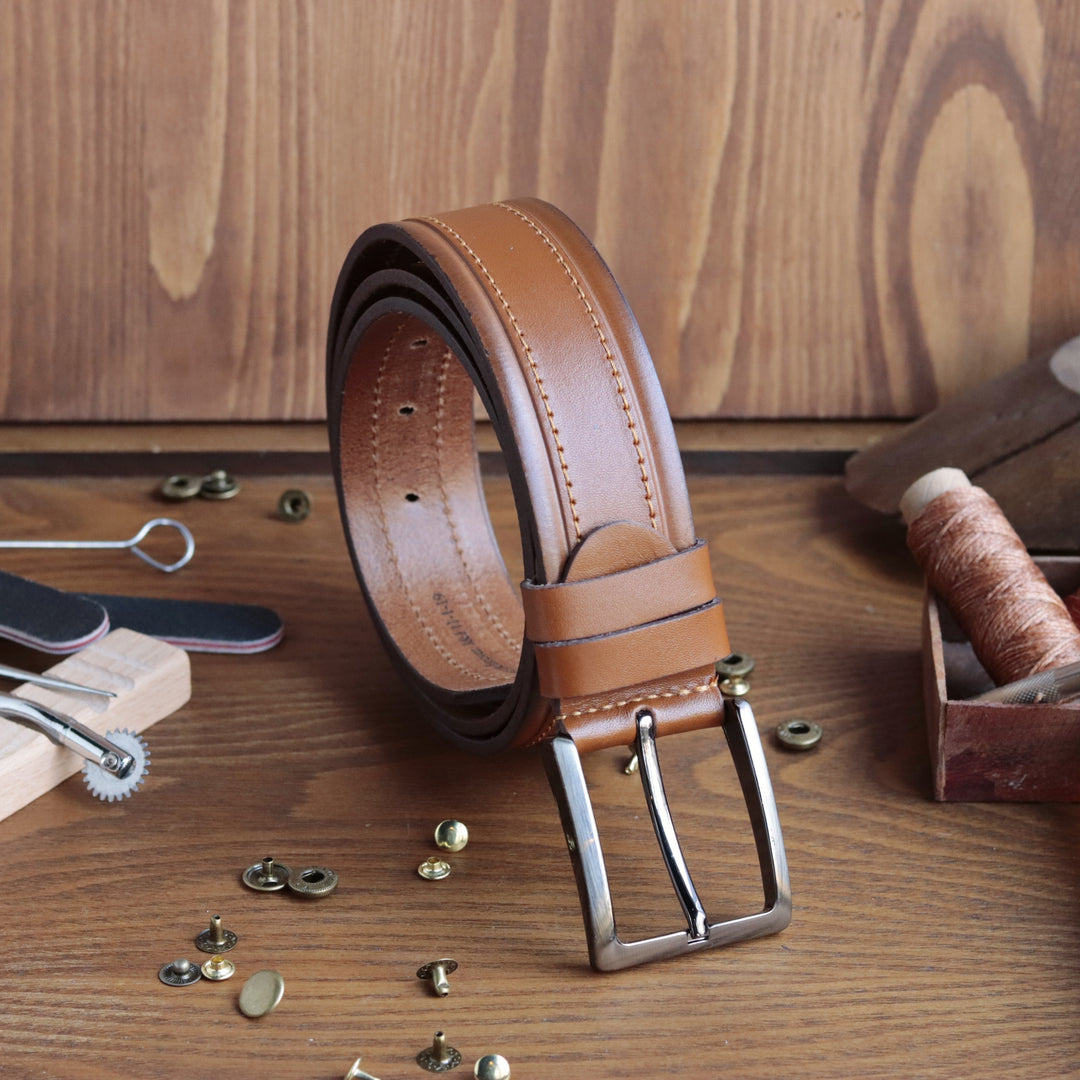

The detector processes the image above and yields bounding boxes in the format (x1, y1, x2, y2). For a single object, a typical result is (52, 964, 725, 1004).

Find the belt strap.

(327, 198, 790, 969)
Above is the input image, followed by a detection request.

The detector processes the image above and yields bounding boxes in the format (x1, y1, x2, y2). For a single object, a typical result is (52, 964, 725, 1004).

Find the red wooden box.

(923, 556, 1080, 801)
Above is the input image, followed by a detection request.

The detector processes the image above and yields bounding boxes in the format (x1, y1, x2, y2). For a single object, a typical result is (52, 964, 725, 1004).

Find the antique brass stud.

(418, 856, 451, 881)
(474, 1054, 511, 1080)
(417, 1031, 462, 1073)
(200, 469, 241, 500)
(277, 489, 312, 522)
(201, 954, 236, 981)
(159, 474, 203, 501)
(158, 957, 201, 987)
(195, 913, 238, 953)
(243, 856, 291, 891)
(416, 958, 458, 997)
(287, 865, 339, 897)
(624, 754, 639, 775)
(238, 969, 285, 1018)
(434, 819, 469, 852)
(776, 719, 823, 750)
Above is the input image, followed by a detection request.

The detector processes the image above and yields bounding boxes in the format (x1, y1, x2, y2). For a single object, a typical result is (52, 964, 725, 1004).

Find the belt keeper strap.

(521, 539, 717, 643)
(532, 599, 730, 700)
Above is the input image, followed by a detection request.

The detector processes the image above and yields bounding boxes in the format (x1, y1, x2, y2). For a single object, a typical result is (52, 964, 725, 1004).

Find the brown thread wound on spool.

(906, 485, 1080, 685)
(1067, 590, 1080, 631)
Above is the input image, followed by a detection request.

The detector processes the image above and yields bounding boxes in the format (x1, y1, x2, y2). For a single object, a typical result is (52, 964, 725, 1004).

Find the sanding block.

(0, 628, 191, 822)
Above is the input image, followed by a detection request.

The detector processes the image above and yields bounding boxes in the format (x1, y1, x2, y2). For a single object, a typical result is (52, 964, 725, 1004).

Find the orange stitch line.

(554, 681, 715, 722)
(433, 349, 519, 662)
(419, 214, 583, 542)
(498, 203, 659, 530)
(371, 324, 488, 683)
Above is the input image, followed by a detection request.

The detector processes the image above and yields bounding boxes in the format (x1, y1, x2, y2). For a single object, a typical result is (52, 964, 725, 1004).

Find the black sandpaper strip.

(0, 570, 111, 653)
(80, 594, 284, 654)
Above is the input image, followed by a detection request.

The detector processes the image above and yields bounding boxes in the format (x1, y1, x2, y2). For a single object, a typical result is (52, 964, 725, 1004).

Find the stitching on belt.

(420, 214, 583, 542)
(370, 320, 491, 683)
(498, 202, 658, 531)
(433, 349, 519, 663)
(554, 678, 717, 723)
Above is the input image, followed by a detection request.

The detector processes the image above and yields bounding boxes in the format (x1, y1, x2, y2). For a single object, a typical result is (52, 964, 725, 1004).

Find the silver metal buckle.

(543, 697, 791, 971)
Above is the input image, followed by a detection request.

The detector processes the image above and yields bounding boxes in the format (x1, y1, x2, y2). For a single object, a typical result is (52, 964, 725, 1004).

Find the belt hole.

(410, 337, 428, 349)
(399, 405, 415, 415)
(404, 492, 420, 503)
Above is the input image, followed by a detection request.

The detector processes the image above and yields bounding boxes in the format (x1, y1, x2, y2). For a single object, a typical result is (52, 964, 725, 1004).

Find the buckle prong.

(543, 697, 791, 971)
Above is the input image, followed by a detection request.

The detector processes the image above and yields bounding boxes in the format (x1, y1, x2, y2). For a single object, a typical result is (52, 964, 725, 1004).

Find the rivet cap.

(434, 819, 469, 852)
(474, 1054, 511, 1080)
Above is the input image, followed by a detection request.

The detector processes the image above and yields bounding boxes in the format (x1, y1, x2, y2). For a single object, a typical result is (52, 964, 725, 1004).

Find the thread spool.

(901, 468, 1080, 686)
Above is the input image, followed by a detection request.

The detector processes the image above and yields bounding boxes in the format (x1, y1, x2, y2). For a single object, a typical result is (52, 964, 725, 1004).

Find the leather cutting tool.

(327, 198, 791, 969)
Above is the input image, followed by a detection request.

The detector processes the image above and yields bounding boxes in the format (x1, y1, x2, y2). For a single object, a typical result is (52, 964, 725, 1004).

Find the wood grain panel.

(1, 1, 1079, 420)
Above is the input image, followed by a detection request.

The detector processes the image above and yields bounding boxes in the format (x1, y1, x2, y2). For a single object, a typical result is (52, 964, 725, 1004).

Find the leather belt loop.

(327, 198, 790, 969)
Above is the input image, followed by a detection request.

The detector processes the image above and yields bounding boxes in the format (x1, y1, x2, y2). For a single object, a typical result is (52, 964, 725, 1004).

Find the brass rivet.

(434, 819, 469, 852)
(287, 865, 339, 898)
(195, 913, 238, 953)
(719, 676, 751, 698)
(277, 488, 312, 522)
(474, 1054, 511, 1080)
(776, 719, 823, 750)
(159, 474, 203, 501)
(416, 957, 458, 997)
(418, 856, 451, 881)
(158, 957, 202, 987)
(201, 954, 236, 981)
(200, 469, 241, 500)
(417, 1031, 462, 1073)
(238, 969, 285, 1018)
(716, 652, 756, 680)
(242, 855, 291, 891)
(624, 753, 639, 775)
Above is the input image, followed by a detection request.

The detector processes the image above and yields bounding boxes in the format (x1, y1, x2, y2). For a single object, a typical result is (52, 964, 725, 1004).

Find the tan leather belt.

(327, 198, 790, 969)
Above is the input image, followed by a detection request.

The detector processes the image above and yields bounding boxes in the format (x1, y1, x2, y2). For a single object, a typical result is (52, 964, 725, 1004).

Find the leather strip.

(521, 538, 717, 642)
(327, 198, 729, 754)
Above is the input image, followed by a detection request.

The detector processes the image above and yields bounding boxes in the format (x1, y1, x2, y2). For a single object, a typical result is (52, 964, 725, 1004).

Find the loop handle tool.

(0, 518, 195, 573)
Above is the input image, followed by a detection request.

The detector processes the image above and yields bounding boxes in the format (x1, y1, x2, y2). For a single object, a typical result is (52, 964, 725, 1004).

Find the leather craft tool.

(0, 569, 110, 653)
(0, 569, 283, 655)
(0, 517, 195, 573)
(0, 627, 191, 821)
(327, 197, 790, 969)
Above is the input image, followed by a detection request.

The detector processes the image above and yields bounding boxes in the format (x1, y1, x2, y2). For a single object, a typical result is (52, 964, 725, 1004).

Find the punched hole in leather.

(327, 198, 791, 969)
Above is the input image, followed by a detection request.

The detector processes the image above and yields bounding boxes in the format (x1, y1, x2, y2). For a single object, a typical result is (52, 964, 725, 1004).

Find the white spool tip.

(899, 467, 972, 525)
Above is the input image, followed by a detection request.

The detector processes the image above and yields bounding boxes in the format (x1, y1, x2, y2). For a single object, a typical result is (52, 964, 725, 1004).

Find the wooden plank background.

(1, 0, 1078, 422)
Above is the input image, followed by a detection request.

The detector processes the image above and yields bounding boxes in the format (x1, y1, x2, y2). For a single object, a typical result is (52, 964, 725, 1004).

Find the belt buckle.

(543, 698, 791, 971)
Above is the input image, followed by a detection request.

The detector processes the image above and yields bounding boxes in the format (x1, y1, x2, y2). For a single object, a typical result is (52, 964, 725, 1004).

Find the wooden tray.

(924, 556, 1080, 801)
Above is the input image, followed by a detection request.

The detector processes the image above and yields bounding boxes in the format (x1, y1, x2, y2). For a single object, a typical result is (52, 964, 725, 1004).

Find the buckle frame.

(542, 697, 791, 971)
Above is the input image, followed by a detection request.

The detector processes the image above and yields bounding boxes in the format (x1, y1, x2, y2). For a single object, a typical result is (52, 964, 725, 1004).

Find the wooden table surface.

(0, 465, 1076, 1080)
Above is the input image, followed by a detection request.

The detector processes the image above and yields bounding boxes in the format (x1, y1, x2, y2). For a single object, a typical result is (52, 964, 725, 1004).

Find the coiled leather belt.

(327, 198, 790, 969)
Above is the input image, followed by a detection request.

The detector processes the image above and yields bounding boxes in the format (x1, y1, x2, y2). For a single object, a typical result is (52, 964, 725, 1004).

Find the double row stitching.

(370, 321, 489, 683)
(498, 202, 659, 530)
(419, 214, 583, 542)
(433, 348, 519, 664)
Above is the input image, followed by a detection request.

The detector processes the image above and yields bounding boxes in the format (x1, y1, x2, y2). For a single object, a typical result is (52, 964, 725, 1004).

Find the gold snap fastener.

(434, 819, 469, 852)
(418, 856, 451, 881)
(201, 954, 236, 981)
(474, 1054, 511, 1080)
(716, 652, 756, 680)
(776, 719, 823, 750)
(238, 969, 285, 1018)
